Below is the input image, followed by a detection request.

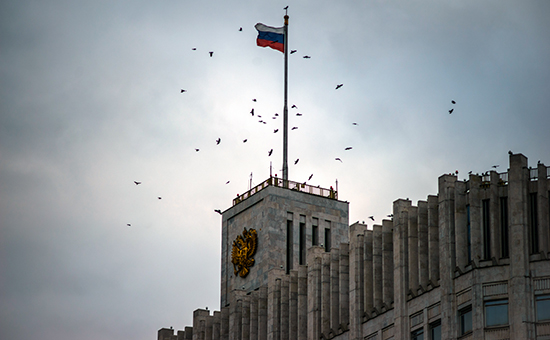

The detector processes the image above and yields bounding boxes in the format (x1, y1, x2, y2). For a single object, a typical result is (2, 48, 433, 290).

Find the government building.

(159, 152, 550, 339)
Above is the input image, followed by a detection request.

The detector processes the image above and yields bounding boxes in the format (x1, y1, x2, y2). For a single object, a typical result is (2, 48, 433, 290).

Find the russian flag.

(255, 23, 285, 53)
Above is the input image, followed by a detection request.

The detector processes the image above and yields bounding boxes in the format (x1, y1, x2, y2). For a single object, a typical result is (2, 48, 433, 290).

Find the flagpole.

(282, 13, 289, 183)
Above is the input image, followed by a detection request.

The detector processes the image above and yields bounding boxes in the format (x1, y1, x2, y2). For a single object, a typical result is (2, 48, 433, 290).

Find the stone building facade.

(159, 152, 550, 340)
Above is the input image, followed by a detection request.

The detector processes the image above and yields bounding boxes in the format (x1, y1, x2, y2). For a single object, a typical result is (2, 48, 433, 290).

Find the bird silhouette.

(127, 223, 131, 227)
(250, 108, 254, 116)
(181, 89, 187, 93)
(335, 84, 343, 89)
(308, 174, 313, 181)
(209, 51, 213, 57)
(294, 159, 299, 165)
(195, 148, 199, 152)
(368, 216, 375, 221)
(216, 138, 221, 145)
(274, 129, 279, 133)
(451, 100, 456, 104)
(134, 181, 141, 185)
(303, 56, 311, 59)
(448, 109, 454, 114)
(258, 115, 262, 118)
(239, 27, 242, 31)
(192, 48, 196, 50)
(296, 113, 302, 116)
(291, 104, 297, 108)
(243, 139, 247, 143)
(275, 113, 279, 116)
(290, 50, 297, 54)
(214, 209, 222, 215)
(508, 150, 513, 155)
(492, 165, 499, 168)
(158, 197, 162, 200)
(252, 98, 256, 102)
(352, 122, 358, 125)
(291, 127, 298, 130)
(284, 6, 288, 10)
(268, 149, 273, 156)
(345, 147, 352, 150)
(387, 214, 393, 218)
(226, 181, 230, 184)
(335, 158, 343, 162)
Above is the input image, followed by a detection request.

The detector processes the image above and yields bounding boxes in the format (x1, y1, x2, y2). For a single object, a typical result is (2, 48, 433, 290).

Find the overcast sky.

(1, 1, 549, 339)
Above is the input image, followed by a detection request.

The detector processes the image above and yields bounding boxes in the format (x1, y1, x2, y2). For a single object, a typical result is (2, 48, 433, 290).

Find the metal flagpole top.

(282, 9, 289, 182)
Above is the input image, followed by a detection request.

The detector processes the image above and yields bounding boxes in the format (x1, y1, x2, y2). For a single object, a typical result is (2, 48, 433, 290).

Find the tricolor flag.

(255, 23, 285, 53)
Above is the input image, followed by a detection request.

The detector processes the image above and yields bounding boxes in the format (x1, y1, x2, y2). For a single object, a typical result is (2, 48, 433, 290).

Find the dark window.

(459, 306, 472, 335)
(499, 197, 509, 258)
(411, 328, 424, 340)
(467, 205, 471, 263)
(299, 219, 306, 265)
(485, 299, 508, 327)
(312, 218, 319, 246)
(286, 218, 293, 273)
(529, 193, 539, 254)
(430, 321, 441, 340)
(324, 227, 331, 252)
(536, 295, 550, 321)
(482, 199, 491, 260)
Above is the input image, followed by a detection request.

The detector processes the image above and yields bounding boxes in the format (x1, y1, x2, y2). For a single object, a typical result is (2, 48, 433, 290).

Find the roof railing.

(233, 177, 337, 206)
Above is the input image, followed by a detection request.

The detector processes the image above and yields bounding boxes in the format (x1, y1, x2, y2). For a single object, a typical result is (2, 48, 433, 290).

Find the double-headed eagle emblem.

(231, 228, 258, 278)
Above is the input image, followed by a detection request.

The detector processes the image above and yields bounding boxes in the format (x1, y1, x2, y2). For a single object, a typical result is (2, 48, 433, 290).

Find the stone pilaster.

(393, 199, 411, 339)
(267, 269, 283, 340)
(469, 174, 482, 265)
(307, 246, 324, 340)
(349, 223, 366, 340)
(339, 243, 350, 331)
(297, 266, 307, 340)
(258, 286, 268, 340)
(321, 252, 331, 337)
(373, 225, 383, 311)
(418, 201, 429, 290)
(490, 170, 501, 260)
(382, 219, 393, 307)
(330, 248, 340, 332)
(212, 311, 221, 340)
(193, 309, 209, 340)
(427, 195, 439, 285)
(408, 206, 419, 295)
(280, 276, 289, 340)
(454, 181, 468, 269)
(249, 292, 258, 340)
(364, 230, 373, 315)
(220, 306, 229, 340)
(289, 270, 298, 340)
(242, 295, 250, 340)
(538, 162, 549, 255)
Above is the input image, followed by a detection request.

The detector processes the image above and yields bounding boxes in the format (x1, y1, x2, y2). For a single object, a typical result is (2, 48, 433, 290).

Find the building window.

(485, 299, 508, 327)
(411, 328, 424, 340)
(286, 214, 293, 273)
(536, 295, 550, 322)
(482, 199, 491, 260)
(529, 193, 539, 254)
(324, 226, 331, 252)
(499, 197, 509, 258)
(299, 215, 306, 265)
(459, 305, 472, 335)
(312, 218, 319, 246)
(466, 205, 471, 263)
(429, 320, 441, 340)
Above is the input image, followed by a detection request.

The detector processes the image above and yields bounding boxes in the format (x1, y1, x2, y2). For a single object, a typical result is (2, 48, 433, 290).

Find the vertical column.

(349, 224, 365, 340)
(307, 246, 324, 340)
(330, 248, 340, 331)
(339, 243, 350, 331)
(393, 199, 411, 339)
(229, 292, 244, 340)
(418, 201, 429, 290)
(364, 230, 373, 315)
(373, 225, 383, 311)
(321, 252, 331, 337)
(382, 219, 394, 308)
(212, 311, 221, 340)
(537, 162, 549, 255)
(193, 309, 209, 340)
(289, 270, 298, 340)
(469, 174, 482, 266)
(258, 286, 268, 340)
(454, 181, 468, 270)
(242, 296, 250, 340)
(184, 327, 193, 340)
(297, 266, 308, 340)
(205, 314, 213, 340)
(250, 292, 258, 340)
(280, 276, 289, 340)
(408, 206, 419, 295)
(268, 269, 283, 340)
(221, 306, 229, 340)
(438, 174, 457, 339)
(490, 171, 501, 261)
(427, 195, 439, 286)
(508, 153, 532, 339)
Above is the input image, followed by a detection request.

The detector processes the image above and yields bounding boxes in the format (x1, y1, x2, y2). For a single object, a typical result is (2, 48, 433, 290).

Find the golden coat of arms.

(231, 228, 258, 278)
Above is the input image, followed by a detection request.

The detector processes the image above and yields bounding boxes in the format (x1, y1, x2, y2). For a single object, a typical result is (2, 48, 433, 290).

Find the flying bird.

(296, 113, 302, 116)
(134, 181, 141, 185)
(368, 216, 375, 221)
(291, 104, 297, 108)
(291, 127, 298, 130)
(192, 48, 196, 50)
(243, 139, 247, 143)
(352, 122, 357, 125)
(451, 100, 456, 104)
(127, 224, 131, 227)
(268, 149, 273, 156)
(257, 115, 262, 118)
(214, 209, 222, 215)
(216, 138, 221, 145)
(239, 27, 242, 31)
(250, 108, 254, 116)
(308, 174, 313, 181)
(290, 50, 297, 54)
(275, 113, 279, 116)
(209, 51, 214, 57)
(294, 159, 299, 165)
(274, 129, 279, 133)
(195, 148, 199, 152)
(181, 89, 187, 93)
(303, 55, 311, 59)
(345, 147, 352, 150)
(158, 197, 162, 200)
(335, 158, 343, 162)
(335, 84, 343, 90)
(226, 181, 230, 184)
(448, 109, 454, 114)
(252, 98, 256, 102)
